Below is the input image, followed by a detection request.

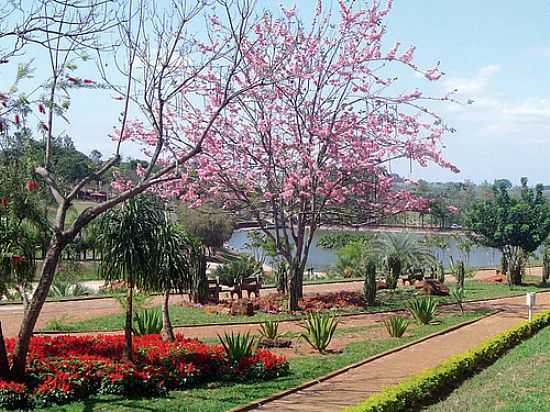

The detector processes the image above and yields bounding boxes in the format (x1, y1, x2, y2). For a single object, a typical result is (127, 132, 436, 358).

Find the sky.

(2, 0, 549, 185)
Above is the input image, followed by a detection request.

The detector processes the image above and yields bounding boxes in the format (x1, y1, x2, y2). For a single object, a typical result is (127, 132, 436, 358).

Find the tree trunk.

(287, 262, 304, 311)
(191, 252, 208, 304)
(123, 285, 133, 362)
(161, 289, 175, 342)
(0, 322, 9, 379)
(10, 239, 63, 380)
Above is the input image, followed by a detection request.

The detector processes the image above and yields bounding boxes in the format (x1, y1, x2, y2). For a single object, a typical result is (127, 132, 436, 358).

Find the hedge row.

(345, 310, 550, 412)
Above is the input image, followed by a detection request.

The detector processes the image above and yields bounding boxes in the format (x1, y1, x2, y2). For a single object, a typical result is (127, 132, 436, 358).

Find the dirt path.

(0, 281, 365, 337)
(0, 270, 543, 338)
(243, 292, 550, 412)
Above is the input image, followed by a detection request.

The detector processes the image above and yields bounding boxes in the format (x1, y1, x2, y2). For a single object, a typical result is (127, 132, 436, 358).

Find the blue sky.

(3, 0, 549, 184)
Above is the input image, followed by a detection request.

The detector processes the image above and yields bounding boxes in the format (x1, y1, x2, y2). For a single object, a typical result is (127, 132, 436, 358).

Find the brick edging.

(227, 310, 500, 412)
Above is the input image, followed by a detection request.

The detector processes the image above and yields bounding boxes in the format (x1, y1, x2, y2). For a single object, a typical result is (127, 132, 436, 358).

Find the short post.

(526, 292, 536, 323)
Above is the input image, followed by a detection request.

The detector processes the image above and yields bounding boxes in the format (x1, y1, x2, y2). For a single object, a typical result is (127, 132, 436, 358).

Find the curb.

(227, 310, 500, 412)
(35, 290, 550, 335)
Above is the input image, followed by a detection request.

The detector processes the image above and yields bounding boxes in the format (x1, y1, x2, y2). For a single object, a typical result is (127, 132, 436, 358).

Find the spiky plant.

(384, 315, 409, 338)
(300, 312, 339, 353)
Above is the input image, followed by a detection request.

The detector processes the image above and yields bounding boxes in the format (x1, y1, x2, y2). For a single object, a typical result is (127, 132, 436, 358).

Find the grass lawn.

(427, 323, 550, 412)
(37, 311, 487, 412)
(40, 280, 549, 333)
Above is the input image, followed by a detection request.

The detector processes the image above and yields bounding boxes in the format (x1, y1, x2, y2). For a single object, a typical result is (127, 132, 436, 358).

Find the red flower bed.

(250, 291, 365, 313)
(0, 334, 288, 410)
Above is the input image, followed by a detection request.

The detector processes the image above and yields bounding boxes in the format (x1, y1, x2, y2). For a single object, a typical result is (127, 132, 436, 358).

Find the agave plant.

(259, 320, 281, 340)
(383, 315, 409, 338)
(407, 296, 438, 324)
(218, 331, 258, 364)
(300, 312, 339, 353)
(48, 280, 92, 298)
(451, 286, 465, 314)
(132, 308, 162, 336)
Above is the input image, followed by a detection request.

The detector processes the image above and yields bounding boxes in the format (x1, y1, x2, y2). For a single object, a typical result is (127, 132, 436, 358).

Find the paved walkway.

(247, 292, 550, 411)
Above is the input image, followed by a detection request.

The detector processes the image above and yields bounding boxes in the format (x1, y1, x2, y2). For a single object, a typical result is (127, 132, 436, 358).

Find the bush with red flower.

(0, 334, 288, 409)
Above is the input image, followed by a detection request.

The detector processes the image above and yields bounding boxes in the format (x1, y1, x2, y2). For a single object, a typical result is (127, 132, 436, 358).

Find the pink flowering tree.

(131, 0, 459, 310)
(1, 0, 292, 379)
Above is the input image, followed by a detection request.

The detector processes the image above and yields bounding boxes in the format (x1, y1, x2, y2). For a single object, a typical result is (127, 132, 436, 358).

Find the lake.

(227, 229, 504, 271)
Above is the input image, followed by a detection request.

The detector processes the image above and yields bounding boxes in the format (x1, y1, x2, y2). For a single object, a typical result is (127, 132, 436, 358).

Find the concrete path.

(247, 292, 550, 411)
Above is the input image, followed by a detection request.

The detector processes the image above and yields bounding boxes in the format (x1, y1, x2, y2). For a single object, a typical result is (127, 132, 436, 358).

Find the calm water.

(227, 229, 503, 271)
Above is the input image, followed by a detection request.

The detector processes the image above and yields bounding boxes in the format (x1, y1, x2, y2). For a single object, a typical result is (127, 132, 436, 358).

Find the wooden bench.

(231, 275, 261, 300)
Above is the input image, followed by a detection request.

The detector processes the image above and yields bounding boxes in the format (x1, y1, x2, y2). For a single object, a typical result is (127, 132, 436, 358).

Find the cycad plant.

(300, 312, 339, 353)
(370, 234, 436, 289)
(384, 315, 409, 338)
(214, 255, 262, 287)
(407, 296, 438, 324)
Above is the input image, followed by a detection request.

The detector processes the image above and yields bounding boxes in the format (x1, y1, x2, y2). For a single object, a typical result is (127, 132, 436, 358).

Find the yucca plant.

(300, 312, 339, 353)
(132, 309, 162, 336)
(218, 331, 258, 364)
(407, 296, 438, 324)
(384, 315, 409, 338)
(259, 320, 280, 340)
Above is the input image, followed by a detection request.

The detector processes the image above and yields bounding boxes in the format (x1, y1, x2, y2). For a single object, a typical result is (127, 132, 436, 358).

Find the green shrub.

(218, 331, 258, 365)
(132, 309, 162, 335)
(259, 320, 281, 340)
(383, 316, 409, 338)
(300, 312, 339, 353)
(345, 310, 550, 412)
(214, 255, 262, 287)
(406, 296, 437, 324)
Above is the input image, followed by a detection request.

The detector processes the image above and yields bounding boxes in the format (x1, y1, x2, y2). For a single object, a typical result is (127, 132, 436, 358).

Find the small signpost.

(526, 292, 536, 323)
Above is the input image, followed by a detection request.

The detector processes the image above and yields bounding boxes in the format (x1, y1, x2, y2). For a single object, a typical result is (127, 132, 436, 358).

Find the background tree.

(465, 178, 550, 286)
(154, 217, 192, 342)
(96, 195, 163, 360)
(176, 204, 235, 254)
(171, 1, 458, 310)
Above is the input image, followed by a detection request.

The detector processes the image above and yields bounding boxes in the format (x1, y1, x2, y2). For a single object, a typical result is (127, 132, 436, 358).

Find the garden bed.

(0, 335, 288, 410)
(32, 311, 487, 412)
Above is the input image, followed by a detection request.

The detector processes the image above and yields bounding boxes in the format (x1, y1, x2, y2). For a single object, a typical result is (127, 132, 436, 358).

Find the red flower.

(26, 179, 39, 191)
(83, 79, 94, 84)
(0, 196, 8, 207)
(67, 76, 79, 83)
(14, 114, 20, 125)
(38, 103, 46, 114)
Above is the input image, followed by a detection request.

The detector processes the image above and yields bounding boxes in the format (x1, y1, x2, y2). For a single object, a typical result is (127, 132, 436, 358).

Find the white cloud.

(443, 64, 501, 96)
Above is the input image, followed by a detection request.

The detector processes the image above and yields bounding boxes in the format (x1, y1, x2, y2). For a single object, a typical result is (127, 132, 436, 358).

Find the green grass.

(35, 311, 487, 412)
(427, 323, 550, 412)
(41, 305, 302, 333)
(39, 280, 549, 333)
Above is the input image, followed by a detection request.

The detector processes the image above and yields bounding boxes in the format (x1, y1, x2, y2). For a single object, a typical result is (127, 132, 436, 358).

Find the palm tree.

(155, 218, 193, 342)
(96, 196, 163, 361)
(370, 233, 436, 289)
